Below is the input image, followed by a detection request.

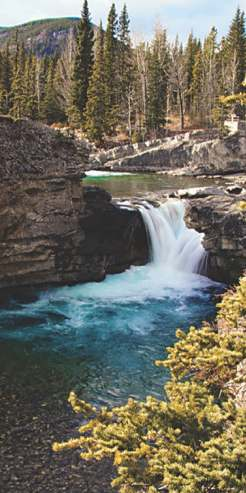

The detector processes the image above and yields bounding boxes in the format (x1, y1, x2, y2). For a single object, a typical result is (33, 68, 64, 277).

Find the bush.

(53, 277, 246, 493)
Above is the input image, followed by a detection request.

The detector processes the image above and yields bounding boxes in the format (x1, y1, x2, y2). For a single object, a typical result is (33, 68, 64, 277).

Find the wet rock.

(226, 185, 243, 195)
(80, 187, 149, 280)
(176, 186, 225, 199)
(185, 193, 246, 283)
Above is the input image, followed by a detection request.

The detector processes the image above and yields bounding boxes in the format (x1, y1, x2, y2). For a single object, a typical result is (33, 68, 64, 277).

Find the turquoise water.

(0, 199, 223, 407)
(0, 265, 221, 407)
(84, 172, 226, 198)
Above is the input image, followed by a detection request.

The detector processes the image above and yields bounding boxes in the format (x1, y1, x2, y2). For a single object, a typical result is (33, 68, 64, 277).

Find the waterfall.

(139, 200, 206, 275)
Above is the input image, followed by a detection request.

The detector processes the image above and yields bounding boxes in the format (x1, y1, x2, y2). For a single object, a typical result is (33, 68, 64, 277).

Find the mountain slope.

(0, 18, 80, 56)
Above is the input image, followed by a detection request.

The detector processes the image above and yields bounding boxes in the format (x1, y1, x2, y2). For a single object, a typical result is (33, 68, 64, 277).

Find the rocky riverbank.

(88, 128, 246, 177)
(0, 117, 245, 289)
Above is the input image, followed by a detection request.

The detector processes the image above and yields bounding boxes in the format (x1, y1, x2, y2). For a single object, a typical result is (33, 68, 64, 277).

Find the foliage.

(85, 22, 106, 143)
(53, 278, 246, 493)
(1, 4, 246, 136)
(236, 201, 246, 212)
(104, 2, 119, 134)
(225, 7, 246, 94)
(42, 58, 66, 124)
(191, 46, 203, 122)
(217, 276, 246, 330)
(146, 28, 169, 133)
(68, 0, 94, 127)
(118, 4, 135, 136)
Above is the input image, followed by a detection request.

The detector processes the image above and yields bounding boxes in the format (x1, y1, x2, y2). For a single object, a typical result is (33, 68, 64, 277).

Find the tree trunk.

(178, 89, 184, 130)
(128, 93, 132, 138)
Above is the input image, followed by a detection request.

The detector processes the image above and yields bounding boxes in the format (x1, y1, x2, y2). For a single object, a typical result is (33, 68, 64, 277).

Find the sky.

(1, 0, 246, 42)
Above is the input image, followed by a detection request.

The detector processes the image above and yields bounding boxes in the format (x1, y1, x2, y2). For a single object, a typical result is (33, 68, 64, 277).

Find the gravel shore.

(0, 373, 114, 493)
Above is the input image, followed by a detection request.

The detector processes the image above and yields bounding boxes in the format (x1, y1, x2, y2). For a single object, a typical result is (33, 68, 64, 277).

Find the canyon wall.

(186, 193, 246, 283)
(0, 118, 148, 290)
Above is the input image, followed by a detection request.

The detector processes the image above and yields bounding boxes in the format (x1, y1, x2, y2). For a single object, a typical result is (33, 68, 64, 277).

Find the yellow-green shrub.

(53, 277, 246, 493)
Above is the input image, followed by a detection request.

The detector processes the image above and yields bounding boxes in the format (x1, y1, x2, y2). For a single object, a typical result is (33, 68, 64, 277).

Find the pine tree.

(36, 56, 49, 119)
(42, 58, 65, 124)
(225, 7, 246, 94)
(203, 27, 219, 124)
(55, 30, 76, 119)
(191, 45, 204, 122)
(0, 44, 12, 114)
(169, 37, 187, 130)
(68, 0, 94, 127)
(104, 3, 119, 134)
(185, 33, 200, 114)
(146, 29, 169, 134)
(217, 36, 228, 95)
(118, 4, 134, 135)
(21, 52, 38, 120)
(85, 22, 106, 143)
(10, 42, 26, 119)
(134, 41, 149, 138)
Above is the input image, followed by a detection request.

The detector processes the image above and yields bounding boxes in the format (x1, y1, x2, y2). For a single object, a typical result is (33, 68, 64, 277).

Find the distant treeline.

(0, 1, 246, 142)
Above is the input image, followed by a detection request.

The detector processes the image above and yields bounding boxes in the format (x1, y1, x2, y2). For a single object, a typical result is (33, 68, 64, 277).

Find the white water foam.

(86, 170, 133, 177)
(34, 200, 215, 308)
(139, 200, 206, 274)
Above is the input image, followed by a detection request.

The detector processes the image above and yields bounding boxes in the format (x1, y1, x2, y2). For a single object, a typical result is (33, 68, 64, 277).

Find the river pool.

(84, 171, 226, 198)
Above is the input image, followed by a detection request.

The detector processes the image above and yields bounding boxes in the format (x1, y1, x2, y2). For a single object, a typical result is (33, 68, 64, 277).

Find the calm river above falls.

(84, 170, 226, 198)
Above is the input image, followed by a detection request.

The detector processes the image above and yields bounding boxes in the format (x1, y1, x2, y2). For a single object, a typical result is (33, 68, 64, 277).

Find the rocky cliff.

(0, 118, 148, 290)
(185, 191, 246, 283)
(190, 133, 246, 175)
(89, 130, 246, 176)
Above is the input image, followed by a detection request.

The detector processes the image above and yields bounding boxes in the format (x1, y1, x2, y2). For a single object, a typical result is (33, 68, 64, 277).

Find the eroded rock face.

(0, 181, 148, 290)
(89, 135, 194, 171)
(0, 118, 148, 290)
(185, 193, 246, 283)
(80, 187, 148, 281)
(0, 177, 83, 288)
(88, 130, 246, 176)
(190, 134, 246, 175)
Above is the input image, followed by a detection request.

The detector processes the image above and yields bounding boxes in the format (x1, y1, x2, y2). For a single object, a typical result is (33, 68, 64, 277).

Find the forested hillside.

(0, 1, 246, 142)
(0, 18, 80, 56)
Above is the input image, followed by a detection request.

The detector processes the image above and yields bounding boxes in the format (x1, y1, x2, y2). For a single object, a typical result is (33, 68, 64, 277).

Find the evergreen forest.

(1, 2, 246, 143)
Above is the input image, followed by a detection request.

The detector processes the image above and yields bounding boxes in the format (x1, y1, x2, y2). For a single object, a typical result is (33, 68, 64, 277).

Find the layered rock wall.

(185, 194, 246, 283)
(88, 130, 246, 176)
(0, 118, 148, 290)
